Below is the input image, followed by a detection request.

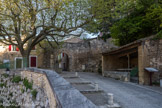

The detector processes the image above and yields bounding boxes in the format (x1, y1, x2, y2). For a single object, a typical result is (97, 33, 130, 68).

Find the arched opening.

(58, 52, 69, 71)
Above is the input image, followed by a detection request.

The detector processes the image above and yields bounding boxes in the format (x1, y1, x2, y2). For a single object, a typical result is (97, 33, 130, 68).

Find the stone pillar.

(107, 93, 114, 105)
(95, 83, 99, 91)
(138, 43, 150, 85)
(75, 72, 78, 77)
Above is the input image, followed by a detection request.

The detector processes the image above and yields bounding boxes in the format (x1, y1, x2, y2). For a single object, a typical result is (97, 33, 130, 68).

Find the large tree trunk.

(21, 50, 31, 68)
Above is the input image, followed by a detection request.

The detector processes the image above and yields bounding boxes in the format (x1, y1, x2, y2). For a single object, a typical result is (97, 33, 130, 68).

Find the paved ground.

(77, 72, 162, 108)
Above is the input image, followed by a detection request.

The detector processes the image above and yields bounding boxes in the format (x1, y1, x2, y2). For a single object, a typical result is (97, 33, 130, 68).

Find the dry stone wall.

(143, 39, 162, 82)
(39, 38, 117, 72)
(57, 38, 117, 72)
(0, 72, 50, 108)
(21, 70, 57, 108)
(22, 68, 97, 108)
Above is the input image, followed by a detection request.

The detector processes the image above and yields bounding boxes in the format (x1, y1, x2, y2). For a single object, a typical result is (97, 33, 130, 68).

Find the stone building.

(55, 37, 117, 73)
(102, 36, 162, 85)
(39, 37, 117, 73)
(0, 43, 38, 69)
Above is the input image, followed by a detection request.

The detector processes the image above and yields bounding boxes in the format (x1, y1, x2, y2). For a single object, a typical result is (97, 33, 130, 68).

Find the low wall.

(21, 68, 97, 108)
(21, 69, 58, 108)
(103, 71, 130, 82)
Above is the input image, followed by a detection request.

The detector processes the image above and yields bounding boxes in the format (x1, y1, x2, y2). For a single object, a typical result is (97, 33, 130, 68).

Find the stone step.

(71, 82, 92, 84)
(63, 76, 80, 78)
(80, 90, 104, 94)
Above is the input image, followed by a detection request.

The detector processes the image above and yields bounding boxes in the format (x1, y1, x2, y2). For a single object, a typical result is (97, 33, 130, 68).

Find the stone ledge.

(103, 71, 130, 82)
(24, 68, 97, 108)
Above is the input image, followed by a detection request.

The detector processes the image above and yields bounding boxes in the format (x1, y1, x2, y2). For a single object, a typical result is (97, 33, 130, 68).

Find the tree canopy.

(85, 0, 162, 46)
(0, 0, 93, 66)
(110, 0, 162, 45)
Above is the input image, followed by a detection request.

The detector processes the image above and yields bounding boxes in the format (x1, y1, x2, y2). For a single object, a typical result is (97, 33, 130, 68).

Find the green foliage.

(0, 82, 6, 88)
(2, 73, 9, 78)
(8, 100, 20, 108)
(12, 76, 22, 83)
(0, 99, 3, 108)
(31, 89, 37, 99)
(9, 92, 13, 97)
(21, 88, 25, 93)
(152, 81, 160, 86)
(84, 0, 117, 34)
(130, 67, 138, 77)
(85, 0, 162, 45)
(23, 78, 33, 90)
(0, 83, 5, 88)
(110, 0, 162, 45)
(0, 0, 93, 65)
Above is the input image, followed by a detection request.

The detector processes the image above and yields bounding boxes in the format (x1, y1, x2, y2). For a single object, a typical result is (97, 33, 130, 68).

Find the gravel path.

(78, 72, 162, 108)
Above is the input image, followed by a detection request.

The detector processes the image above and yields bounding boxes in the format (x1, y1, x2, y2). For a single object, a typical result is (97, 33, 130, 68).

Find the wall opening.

(58, 53, 69, 71)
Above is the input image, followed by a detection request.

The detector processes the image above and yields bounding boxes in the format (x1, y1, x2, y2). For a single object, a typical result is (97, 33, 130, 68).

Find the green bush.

(0, 83, 4, 87)
(0, 83, 6, 88)
(9, 92, 13, 97)
(21, 89, 25, 93)
(12, 76, 22, 83)
(2, 73, 9, 78)
(23, 78, 33, 90)
(31, 89, 37, 99)
(152, 81, 160, 86)
(130, 67, 138, 77)
(0, 99, 3, 108)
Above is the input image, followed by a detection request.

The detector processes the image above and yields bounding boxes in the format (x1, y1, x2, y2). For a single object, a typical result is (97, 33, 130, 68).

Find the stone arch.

(55, 48, 73, 71)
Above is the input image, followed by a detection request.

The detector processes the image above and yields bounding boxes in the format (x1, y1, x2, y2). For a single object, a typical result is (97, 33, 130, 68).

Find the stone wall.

(39, 38, 117, 72)
(49, 38, 117, 72)
(21, 70, 57, 108)
(139, 39, 162, 84)
(103, 71, 130, 82)
(22, 68, 97, 108)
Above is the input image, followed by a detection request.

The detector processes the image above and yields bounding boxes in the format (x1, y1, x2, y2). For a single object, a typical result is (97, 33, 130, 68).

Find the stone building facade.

(40, 37, 117, 73)
(57, 37, 117, 73)
(102, 36, 162, 85)
(0, 43, 38, 69)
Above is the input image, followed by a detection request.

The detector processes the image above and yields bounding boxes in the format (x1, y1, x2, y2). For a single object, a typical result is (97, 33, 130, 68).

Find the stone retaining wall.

(21, 70, 57, 108)
(103, 71, 130, 82)
(21, 68, 97, 108)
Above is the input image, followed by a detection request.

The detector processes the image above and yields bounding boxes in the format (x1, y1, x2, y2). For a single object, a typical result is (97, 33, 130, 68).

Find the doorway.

(15, 57, 23, 69)
(29, 56, 37, 68)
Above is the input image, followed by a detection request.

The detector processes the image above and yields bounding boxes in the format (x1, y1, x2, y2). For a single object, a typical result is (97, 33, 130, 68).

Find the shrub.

(0, 83, 4, 87)
(0, 83, 6, 88)
(9, 92, 13, 97)
(21, 89, 25, 93)
(23, 78, 33, 90)
(31, 89, 37, 99)
(2, 73, 9, 78)
(12, 76, 22, 83)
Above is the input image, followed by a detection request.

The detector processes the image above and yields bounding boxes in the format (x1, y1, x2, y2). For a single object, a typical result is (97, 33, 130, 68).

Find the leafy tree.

(84, 0, 116, 33)
(0, 0, 92, 66)
(110, 0, 162, 45)
(84, 0, 137, 40)
(85, 0, 162, 45)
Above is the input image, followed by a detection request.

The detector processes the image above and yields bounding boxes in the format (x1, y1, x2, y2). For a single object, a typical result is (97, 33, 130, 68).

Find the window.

(9, 45, 19, 51)
(12, 45, 16, 51)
